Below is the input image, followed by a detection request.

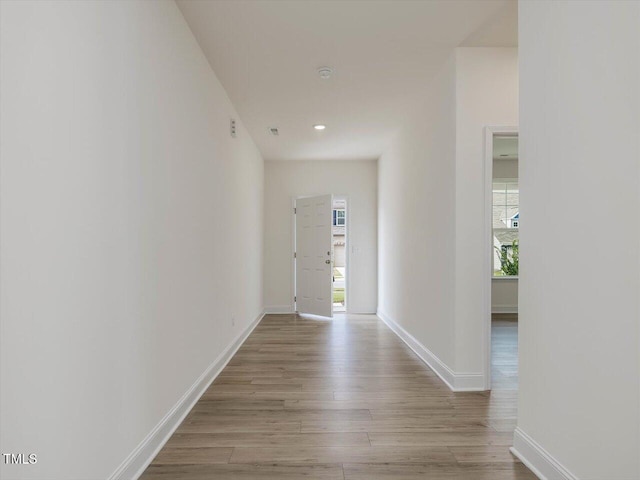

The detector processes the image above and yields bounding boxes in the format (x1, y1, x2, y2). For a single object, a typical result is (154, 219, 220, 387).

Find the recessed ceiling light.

(313, 124, 326, 130)
(317, 67, 333, 79)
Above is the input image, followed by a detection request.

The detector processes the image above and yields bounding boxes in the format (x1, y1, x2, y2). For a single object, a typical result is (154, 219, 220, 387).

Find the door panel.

(295, 194, 333, 317)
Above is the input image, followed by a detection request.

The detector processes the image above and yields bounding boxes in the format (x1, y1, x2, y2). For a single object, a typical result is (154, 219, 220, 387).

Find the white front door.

(295, 195, 333, 317)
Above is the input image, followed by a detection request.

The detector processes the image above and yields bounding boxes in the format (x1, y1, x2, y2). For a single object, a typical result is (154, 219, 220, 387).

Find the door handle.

(325, 260, 331, 264)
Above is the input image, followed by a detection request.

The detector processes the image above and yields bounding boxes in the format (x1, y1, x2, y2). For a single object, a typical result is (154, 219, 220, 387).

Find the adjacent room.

(490, 133, 520, 391)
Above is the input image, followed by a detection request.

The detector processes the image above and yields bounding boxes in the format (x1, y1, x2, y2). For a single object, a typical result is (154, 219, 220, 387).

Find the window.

(333, 209, 346, 226)
(493, 180, 519, 277)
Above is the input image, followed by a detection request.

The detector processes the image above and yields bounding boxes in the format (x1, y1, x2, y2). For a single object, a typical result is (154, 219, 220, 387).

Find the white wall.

(0, 2, 264, 480)
(378, 48, 517, 387)
(493, 158, 518, 178)
(378, 55, 458, 368)
(492, 279, 518, 313)
(264, 160, 377, 313)
(454, 47, 518, 373)
(516, 1, 639, 478)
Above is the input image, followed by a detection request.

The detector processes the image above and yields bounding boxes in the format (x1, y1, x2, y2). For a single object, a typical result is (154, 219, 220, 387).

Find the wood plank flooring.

(492, 316, 519, 391)
(140, 313, 535, 479)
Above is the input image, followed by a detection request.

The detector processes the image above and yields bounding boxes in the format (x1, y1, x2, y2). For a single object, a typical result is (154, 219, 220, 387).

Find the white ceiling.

(177, 0, 517, 161)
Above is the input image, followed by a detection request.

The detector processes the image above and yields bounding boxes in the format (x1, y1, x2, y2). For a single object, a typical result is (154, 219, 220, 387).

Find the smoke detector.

(317, 67, 333, 79)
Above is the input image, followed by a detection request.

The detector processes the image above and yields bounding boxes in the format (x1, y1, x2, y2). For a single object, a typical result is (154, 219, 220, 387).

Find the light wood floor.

(141, 313, 535, 479)
(492, 315, 519, 391)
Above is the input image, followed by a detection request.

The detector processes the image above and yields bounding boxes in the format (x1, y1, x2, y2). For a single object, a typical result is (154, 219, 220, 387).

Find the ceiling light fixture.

(317, 67, 333, 79)
(313, 124, 326, 130)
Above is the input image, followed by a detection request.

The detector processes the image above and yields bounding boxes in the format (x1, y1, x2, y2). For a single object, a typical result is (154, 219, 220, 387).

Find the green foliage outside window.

(495, 239, 519, 276)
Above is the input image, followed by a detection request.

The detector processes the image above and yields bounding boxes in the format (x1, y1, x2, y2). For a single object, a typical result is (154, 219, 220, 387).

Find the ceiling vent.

(269, 127, 279, 136)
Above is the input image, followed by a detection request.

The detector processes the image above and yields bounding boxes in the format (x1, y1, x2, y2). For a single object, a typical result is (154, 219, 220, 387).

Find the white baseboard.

(265, 305, 376, 315)
(347, 307, 377, 314)
(108, 311, 265, 480)
(492, 305, 519, 314)
(377, 310, 485, 392)
(511, 427, 578, 480)
(264, 305, 294, 314)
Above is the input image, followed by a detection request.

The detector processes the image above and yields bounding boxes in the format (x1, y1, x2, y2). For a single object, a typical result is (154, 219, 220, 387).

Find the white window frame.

(492, 178, 519, 278)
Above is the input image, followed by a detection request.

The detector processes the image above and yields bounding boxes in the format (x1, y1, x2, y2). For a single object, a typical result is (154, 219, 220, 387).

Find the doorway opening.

(332, 197, 347, 312)
(484, 127, 519, 391)
(293, 194, 343, 318)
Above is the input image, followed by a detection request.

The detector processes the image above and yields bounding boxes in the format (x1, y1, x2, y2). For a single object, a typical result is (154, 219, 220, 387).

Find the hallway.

(141, 314, 535, 479)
